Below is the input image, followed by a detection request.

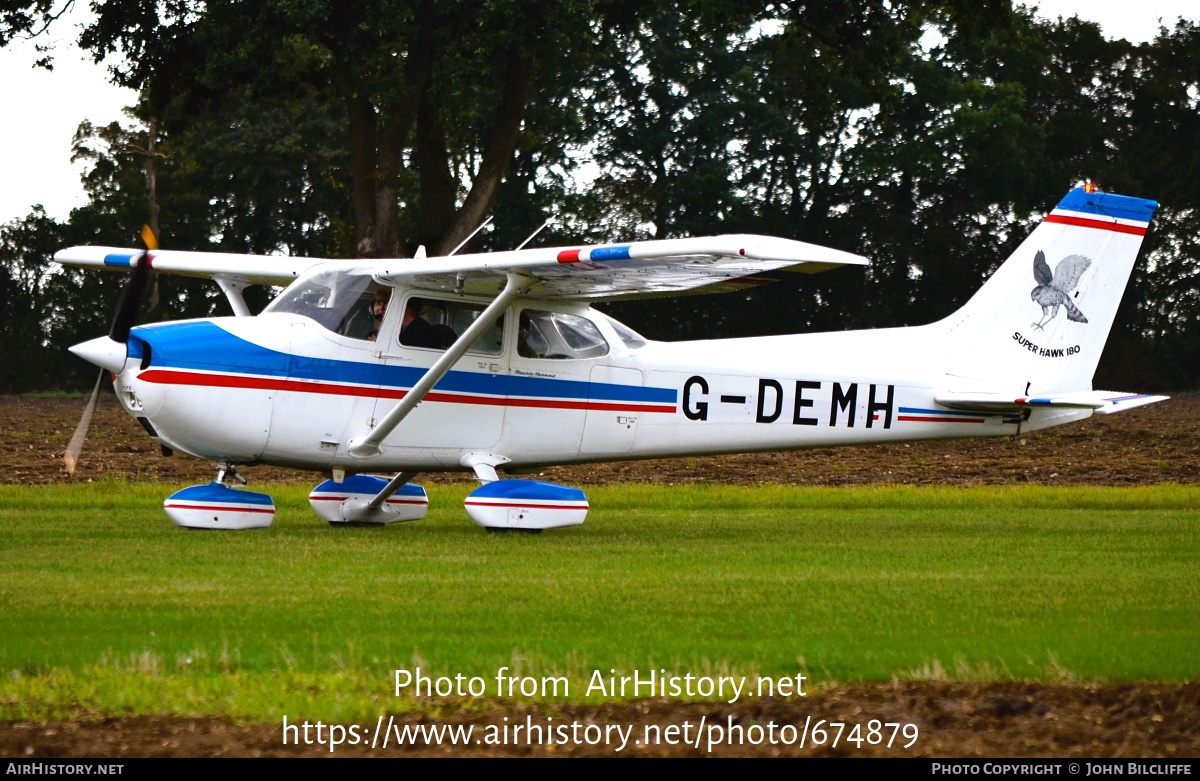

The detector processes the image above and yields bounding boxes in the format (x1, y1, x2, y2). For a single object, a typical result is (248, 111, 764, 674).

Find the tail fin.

(939, 187, 1158, 395)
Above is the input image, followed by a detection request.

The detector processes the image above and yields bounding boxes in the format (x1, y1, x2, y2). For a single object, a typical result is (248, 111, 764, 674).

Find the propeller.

(63, 225, 158, 477)
(109, 225, 156, 343)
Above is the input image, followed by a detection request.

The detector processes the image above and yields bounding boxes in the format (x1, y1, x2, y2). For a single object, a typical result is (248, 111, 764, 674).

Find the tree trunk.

(373, 114, 405, 258)
(415, 90, 458, 249)
(347, 93, 379, 257)
(436, 44, 535, 255)
(346, 1, 435, 258)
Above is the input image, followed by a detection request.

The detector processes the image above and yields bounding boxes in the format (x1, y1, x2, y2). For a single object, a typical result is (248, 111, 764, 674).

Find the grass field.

(1, 482, 1197, 720)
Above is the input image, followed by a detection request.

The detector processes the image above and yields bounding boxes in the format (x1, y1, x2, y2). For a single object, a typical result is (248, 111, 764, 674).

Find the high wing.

(52, 246, 318, 286)
(373, 234, 867, 300)
(55, 234, 867, 301)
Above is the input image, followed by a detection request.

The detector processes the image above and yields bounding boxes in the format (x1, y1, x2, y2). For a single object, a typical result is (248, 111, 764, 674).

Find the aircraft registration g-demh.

(56, 186, 1166, 531)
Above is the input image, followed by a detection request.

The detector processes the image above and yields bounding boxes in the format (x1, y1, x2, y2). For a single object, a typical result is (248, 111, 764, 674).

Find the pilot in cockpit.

(366, 288, 391, 341)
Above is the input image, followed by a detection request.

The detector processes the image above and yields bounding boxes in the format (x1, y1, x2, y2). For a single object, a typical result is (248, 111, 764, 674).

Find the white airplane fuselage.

(111, 297, 1078, 477)
(61, 187, 1164, 529)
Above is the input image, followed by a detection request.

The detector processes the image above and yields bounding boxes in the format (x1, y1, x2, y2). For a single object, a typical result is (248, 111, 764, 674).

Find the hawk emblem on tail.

(1031, 250, 1091, 331)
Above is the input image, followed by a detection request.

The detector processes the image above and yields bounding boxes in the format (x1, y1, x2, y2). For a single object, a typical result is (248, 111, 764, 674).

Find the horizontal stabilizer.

(935, 391, 1168, 415)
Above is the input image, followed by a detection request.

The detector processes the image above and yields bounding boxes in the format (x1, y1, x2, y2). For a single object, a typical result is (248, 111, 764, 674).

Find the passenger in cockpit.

(399, 299, 438, 348)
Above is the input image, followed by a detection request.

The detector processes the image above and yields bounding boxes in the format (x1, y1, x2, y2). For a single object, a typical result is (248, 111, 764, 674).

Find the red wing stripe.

(1045, 214, 1147, 235)
(164, 503, 275, 514)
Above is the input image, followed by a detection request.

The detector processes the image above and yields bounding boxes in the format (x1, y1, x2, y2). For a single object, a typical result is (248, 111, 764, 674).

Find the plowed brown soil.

(2, 683, 1198, 758)
(5, 392, 1198, 487)
(3, 394, 1198, 758)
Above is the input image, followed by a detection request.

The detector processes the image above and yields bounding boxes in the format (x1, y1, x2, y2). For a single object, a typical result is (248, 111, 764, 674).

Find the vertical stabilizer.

(939, 188, 1158, 395)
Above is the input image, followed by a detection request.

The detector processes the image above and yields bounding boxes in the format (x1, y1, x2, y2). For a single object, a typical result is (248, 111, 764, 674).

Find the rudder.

(939, 187, 1158, 395)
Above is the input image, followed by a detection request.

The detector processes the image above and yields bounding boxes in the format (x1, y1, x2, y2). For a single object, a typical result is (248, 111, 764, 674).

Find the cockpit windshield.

(264, 267, 384, 340)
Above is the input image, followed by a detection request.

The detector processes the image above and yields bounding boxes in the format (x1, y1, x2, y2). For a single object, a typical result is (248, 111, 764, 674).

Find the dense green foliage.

(1, 1, 1198, 391)
(1, 482, 1197, 718)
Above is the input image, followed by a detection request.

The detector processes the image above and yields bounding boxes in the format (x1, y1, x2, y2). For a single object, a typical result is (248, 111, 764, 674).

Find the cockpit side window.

(517, 310, 609, 360)
(399, 297, 503, 355)
(265, 268, 385, 340)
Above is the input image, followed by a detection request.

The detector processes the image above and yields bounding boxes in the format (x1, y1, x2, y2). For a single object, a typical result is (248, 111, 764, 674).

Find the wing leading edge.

(52, 246, 317, 286)
(373, 234, 867, 300)
(54, 233, 867, 301)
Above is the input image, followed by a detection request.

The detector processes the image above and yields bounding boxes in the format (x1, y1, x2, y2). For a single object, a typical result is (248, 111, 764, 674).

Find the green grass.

(1, 482, 1198, 719)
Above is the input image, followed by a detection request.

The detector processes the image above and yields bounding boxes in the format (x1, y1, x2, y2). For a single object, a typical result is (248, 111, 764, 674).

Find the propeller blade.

(108, 241, 154, 344)
(141, 224, 159, 251)
(63, 371, 104, 477)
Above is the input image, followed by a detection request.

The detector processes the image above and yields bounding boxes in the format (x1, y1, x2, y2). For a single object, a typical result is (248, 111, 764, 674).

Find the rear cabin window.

(518, 310, 609, 360)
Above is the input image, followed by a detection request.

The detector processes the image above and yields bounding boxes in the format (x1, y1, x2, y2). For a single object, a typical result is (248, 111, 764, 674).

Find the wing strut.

(327, 471, 422, 524)
(364, 471, 419, 513)
(347, 272, 535, 458)
(214, 275, 253, 317)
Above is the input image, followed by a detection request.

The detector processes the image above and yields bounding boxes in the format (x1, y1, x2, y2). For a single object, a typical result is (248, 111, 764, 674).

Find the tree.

(62, 0, 636, 258)
(3, 0, 1200, 392)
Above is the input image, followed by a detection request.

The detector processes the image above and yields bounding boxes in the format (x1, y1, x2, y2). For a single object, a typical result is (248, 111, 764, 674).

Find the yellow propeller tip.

(141, 224, 159, 251)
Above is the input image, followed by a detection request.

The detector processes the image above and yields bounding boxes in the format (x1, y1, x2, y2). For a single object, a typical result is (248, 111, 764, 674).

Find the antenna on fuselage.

(447, 216, 494, 257)
(514, 219, 552, 251)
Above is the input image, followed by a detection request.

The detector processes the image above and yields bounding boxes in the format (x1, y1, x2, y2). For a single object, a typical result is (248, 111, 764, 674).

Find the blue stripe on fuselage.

(131, 320, 677, 404)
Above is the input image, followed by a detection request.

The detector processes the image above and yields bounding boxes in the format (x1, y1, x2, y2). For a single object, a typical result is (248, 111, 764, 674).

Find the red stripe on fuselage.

(137, 369, 676, 414)
(897, 415, 988, 424)
(1045, 214, 1147, 235)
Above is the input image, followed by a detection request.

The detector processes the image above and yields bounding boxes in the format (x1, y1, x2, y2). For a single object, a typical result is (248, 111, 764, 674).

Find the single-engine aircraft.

(56, 186, 1166, 531)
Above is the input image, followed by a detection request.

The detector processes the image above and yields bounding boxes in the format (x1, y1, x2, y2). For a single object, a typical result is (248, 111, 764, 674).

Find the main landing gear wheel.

(464, 480, 588, 532)
(163, 462, 275, 530)
(308, 475, 429, 525)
